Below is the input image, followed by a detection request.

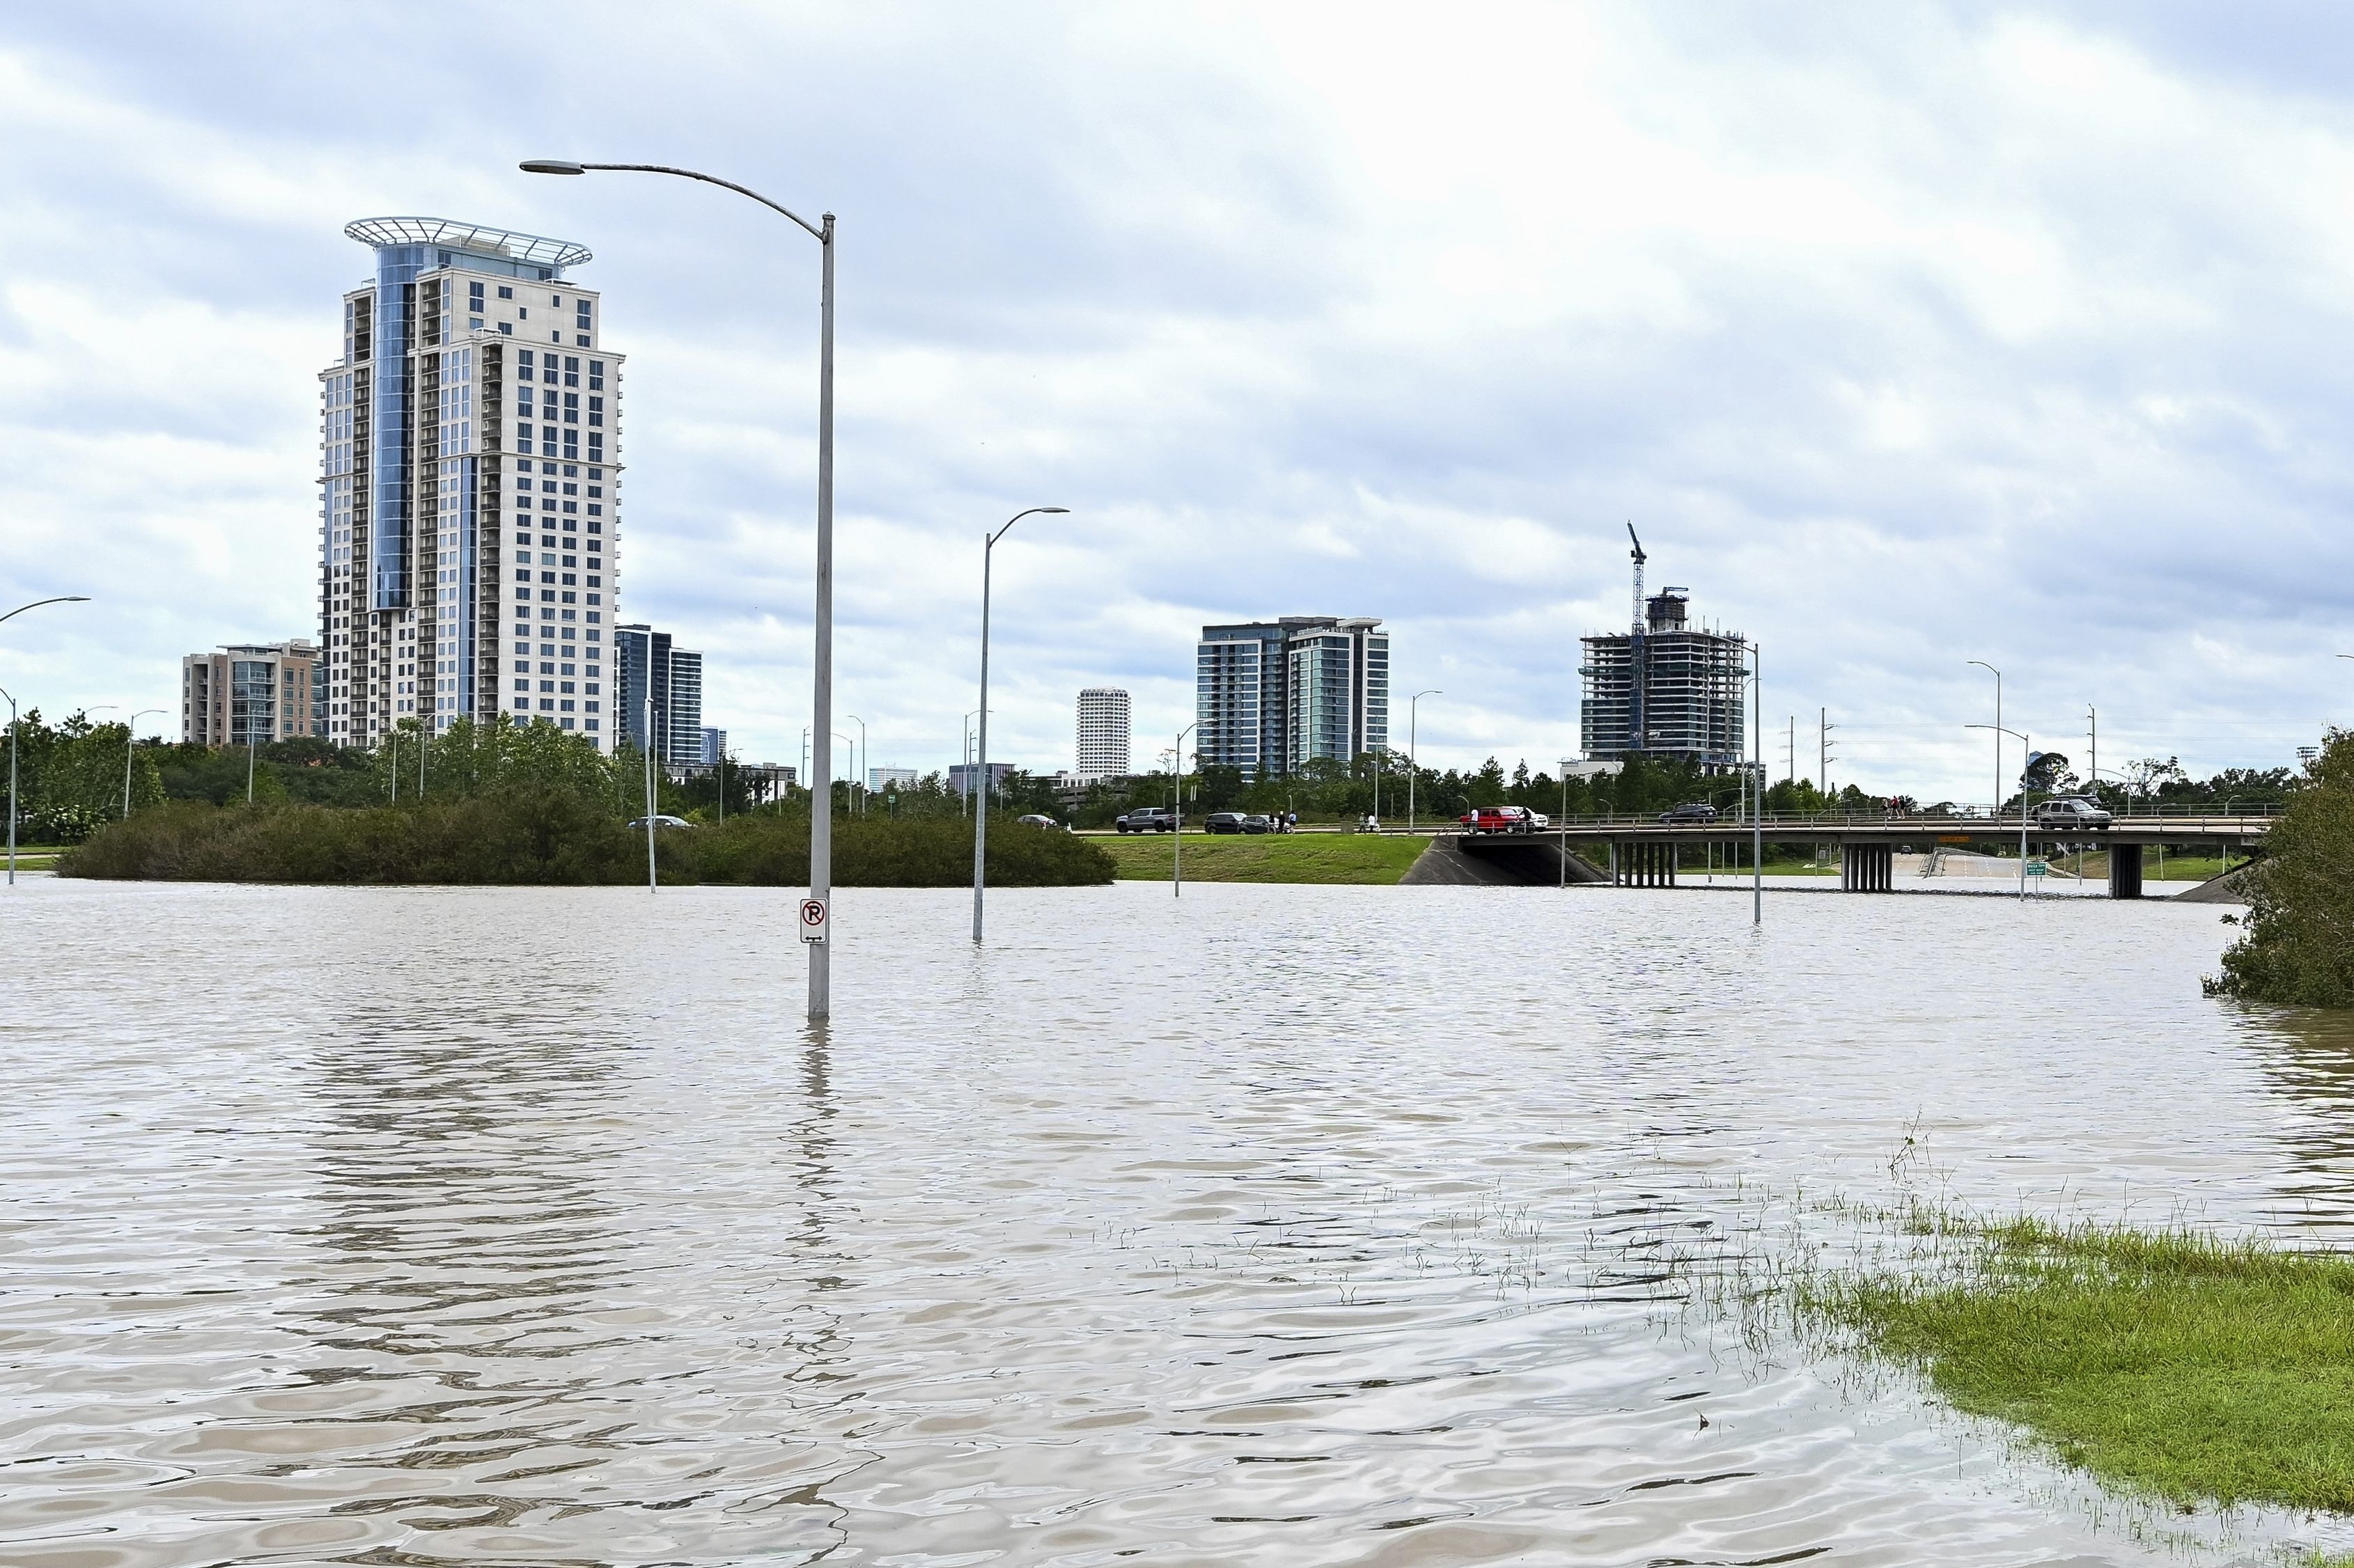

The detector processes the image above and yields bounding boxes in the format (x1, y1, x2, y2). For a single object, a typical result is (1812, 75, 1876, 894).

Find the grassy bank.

(60, 797, 1114, 887)
(1805, 1217, 2354, 1514)
(1096, 831, 1431, 884)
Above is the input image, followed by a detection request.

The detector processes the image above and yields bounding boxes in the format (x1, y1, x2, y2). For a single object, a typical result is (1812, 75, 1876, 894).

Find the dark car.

(1203, 811, 1247, 834)
(1015, 813, 1065, 831)
(626, 814, 694, 830)
(1658, 802, 1719, 824)
(1241, 814, 1274, 834)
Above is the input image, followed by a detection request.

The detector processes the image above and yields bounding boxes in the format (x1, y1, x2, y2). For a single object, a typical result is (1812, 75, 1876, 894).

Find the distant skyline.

(4, 3, 2353, 798)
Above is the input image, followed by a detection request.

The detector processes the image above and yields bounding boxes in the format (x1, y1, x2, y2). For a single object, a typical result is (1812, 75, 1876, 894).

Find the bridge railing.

(1509, 802, 2284, 833)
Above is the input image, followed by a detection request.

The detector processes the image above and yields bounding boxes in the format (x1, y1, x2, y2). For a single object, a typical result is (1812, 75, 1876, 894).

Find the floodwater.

(6, 876, 2352, 1567)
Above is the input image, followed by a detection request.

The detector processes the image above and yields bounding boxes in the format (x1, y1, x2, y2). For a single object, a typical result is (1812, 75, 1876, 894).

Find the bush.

(59, 797, 1115, 888)
(2209, 732, 2354, 1005)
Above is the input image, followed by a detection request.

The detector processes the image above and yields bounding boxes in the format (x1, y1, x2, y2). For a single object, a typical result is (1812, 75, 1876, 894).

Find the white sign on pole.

(799, 897, 829, 944)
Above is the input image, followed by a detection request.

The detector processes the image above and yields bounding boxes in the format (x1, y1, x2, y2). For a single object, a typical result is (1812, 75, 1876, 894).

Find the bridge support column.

(2108, 842, 2144, 900)
(1841, 842, 1892, 892)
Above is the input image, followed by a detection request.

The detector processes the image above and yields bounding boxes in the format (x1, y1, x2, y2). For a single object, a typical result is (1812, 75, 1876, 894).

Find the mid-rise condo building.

(1580, 588, 1747, 770)
(320, 217, 623, 752)
(182, 641, 322, 748)
(1196, 616, 1389, 777)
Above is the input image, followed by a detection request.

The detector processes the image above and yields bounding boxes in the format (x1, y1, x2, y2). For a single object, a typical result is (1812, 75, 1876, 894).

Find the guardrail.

(1502, 805, 2282, 832)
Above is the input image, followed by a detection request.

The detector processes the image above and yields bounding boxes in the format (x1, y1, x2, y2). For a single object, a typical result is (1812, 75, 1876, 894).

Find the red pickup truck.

(1460, 806, 1539, 836)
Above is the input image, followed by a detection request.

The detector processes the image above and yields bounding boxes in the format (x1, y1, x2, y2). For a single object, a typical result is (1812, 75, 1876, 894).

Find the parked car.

(1241, 815, 1274, 834)
(1460, 806, 1538, 835)
(1529, 812, 1552, 829)
(1204, 811, 1247, 834)
(1659, 802, 1719, 824)
(1116, 806, 1177, 833)
(626, 814, 694, 830)
(1015, 813, 1066, 831)
(2032, 797, 2114, 829)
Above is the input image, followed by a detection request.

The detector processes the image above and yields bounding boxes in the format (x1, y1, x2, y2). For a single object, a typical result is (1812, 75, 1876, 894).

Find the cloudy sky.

(4, 1, 2351, 799)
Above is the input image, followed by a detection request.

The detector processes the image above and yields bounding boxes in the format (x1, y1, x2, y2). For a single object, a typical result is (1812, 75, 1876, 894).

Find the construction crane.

(1626, 522, 1646, 635)
(1627, 523, 1647, 751)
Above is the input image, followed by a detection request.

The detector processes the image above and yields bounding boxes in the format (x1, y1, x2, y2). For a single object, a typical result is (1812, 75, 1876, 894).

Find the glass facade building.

(1196, 616, 1389, 778)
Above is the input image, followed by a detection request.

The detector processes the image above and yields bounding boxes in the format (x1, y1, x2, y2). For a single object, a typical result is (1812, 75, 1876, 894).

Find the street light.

(1966, 723, 2032, 900)
(972, 506, 1069, 944)
(1967, 660, 2001, 817)
(1557, 756, 1573, 888)
(1408, 689, 1440, 831)
(527, 157, 838, 1021)
(844, 714, 866, 815)
(0, 597, 91, 886)
(1174, 722, 1197, 897)
(121, 709, 164, 817)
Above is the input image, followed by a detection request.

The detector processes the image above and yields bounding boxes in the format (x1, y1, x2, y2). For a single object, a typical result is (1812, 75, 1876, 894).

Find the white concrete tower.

(319, 218, 625, 753)
(1077, 687, 1131, 781)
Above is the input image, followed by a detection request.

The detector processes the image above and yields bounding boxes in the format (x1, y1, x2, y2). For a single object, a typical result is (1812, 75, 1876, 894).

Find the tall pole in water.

(1968, 722, 2030, 902)
(1752, 644, 1763, 925)
(522, 157, 835, 1019)
(1626, 524, 1647, 758)
(1174, 722, 1197, 897)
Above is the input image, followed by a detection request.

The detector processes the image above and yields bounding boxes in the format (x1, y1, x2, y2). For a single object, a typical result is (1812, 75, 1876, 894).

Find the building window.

(497, 285, 513, 299)
(497, 322, 511, 336)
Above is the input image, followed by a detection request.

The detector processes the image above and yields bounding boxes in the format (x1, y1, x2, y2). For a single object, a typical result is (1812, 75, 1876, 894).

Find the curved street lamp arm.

(0, 595, 91, 629)
(989, 505, 1069, 548)
(524, 161, 827, 242)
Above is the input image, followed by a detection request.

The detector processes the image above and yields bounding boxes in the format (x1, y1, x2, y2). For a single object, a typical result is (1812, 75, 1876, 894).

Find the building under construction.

(1579, 528, 1749, 771)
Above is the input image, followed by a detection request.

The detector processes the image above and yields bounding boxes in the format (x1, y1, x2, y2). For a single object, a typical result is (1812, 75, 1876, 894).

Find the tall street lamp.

(1173, 721, 1197, 897)
(1557, 756, 1573, 888)
(972, 506, 1069, 944)
(1749, 643, 1763, 926)
(845, 713, 866, 815)
(1408, 689, 1440, 831)
(1967, 660, 2001, 817)
(1, 597, 91, 886)
(1966, 723, 2033, 901)
(527, 158, 837, 1021)
(123, 709, 165, 817)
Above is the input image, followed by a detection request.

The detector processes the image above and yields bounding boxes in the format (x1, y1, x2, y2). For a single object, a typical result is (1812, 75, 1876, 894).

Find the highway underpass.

(1442, 812, 2275, 897)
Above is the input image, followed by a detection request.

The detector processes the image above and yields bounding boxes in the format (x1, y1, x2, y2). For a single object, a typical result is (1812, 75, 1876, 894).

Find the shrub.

(2209, 731, 2354, 1005)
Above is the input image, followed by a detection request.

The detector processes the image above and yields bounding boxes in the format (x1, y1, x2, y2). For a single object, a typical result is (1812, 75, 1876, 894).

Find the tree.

(2210, 730, 2354, 1005)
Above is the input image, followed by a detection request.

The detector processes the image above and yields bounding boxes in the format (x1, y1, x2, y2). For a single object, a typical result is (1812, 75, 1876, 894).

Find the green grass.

(1094, 830, 1432, 884)
(1805, 1218, 2354, 1514)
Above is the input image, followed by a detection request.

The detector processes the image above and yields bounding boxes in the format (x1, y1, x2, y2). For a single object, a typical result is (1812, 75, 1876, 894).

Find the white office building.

(1076, 687, 1131, 781)
(868, 766, 918, 791)
(320, 217, 623, 751)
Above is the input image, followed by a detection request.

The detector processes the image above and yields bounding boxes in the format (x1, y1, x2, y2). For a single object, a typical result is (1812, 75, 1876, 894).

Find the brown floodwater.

(4, 876, 2351, 1566)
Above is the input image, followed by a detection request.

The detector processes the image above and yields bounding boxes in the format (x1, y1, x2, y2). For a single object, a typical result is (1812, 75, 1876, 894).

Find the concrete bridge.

(1443, 810, 2276, 897)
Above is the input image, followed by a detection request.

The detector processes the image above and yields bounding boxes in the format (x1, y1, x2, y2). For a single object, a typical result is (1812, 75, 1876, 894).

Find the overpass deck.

(1480, 811, 2275, 847)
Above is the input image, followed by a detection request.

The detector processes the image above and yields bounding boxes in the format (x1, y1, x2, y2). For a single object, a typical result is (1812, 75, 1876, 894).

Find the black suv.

(1659, 802, 1720, 824)
(1204, 812, 1246, 834)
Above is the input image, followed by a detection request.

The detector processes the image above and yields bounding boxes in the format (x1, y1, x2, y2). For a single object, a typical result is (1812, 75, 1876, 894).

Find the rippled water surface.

(9, 877, 2354, 1566)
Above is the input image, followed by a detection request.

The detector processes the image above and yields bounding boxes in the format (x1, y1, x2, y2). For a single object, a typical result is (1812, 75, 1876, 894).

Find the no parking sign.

(799, 897, 829, 944)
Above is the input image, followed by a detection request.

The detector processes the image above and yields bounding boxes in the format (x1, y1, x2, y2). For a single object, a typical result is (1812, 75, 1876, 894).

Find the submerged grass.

(1797, 1216, 2354, 1516)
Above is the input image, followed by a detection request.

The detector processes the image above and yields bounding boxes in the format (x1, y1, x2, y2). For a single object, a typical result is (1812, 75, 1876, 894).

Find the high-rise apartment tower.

(614, 624, 705, 766)
(1196, 617, 1388, 777)
(1075, 687, 1131, 781)
(320, 218, 625, 752)
(1579, 588, 1747, 770)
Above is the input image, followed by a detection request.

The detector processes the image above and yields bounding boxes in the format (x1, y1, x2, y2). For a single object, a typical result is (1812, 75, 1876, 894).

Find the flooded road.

(4, 877, 2348, 1565)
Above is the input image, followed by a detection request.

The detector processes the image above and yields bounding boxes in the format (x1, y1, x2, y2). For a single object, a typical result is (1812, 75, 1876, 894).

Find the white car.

(2032, 797, 2113, 829)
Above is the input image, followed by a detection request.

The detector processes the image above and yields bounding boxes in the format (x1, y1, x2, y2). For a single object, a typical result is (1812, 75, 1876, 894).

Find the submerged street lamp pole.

(1967, 723, 2033, 902)
(972, 506, 1068, 944)
(1174, 722, 1197, 897)
(0, 598, 91, 884)
(526, 157, 836, 1019)
(1967, 660, 2001, 817)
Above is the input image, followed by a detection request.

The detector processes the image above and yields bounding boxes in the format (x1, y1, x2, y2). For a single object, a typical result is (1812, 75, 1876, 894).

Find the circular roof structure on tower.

(343, 217, 592, 269)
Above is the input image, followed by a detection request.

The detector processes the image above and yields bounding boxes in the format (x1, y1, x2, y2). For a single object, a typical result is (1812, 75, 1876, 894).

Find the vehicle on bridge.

(1116, 806, 1177, 833)
(1659, 801, 1720, 824)
(2032, 797, 2114, 829)
(1461, 806, 1540, 835)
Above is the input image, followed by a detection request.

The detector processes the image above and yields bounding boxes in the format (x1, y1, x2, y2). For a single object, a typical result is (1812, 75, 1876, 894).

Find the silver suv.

(2032, 797, 2113, 829)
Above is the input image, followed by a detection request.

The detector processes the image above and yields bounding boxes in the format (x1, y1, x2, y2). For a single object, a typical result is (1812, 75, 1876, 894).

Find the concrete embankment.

(1401, 834, 1607, 887)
